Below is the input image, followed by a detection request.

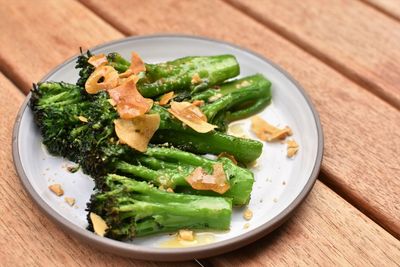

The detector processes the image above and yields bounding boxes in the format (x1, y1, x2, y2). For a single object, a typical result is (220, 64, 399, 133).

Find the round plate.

(13, 35, 323, 261)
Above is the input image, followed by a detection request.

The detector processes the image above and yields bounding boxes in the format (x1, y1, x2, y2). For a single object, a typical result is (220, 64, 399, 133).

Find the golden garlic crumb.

(64, 197, 75, 206)
(208, 93, 223, 102)
(166, 188, 174, 193)
(243, 223, 250, 229)
(48, 184, 64, 196)
(90, 213, 108, 237)
(273, 198, 278, 203)
(178, 229, 195, 241)
(191, 73, 201, 84)
(286, 139, 299, 158)
(243, 208, 253, 221)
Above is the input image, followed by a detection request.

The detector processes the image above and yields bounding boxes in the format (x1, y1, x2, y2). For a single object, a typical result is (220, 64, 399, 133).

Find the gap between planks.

(223, 0, 400, 110)
(319, 173, 400, 240)
(359, 0, 400, 23)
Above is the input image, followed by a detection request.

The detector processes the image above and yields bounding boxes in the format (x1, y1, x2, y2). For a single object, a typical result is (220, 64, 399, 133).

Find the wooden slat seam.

(0, 53, 31, 96)
(319, 173, 400, 240)
(358, 0, 400, 22)
(222, 0, 400, 110)
(76, 0, 136, 36)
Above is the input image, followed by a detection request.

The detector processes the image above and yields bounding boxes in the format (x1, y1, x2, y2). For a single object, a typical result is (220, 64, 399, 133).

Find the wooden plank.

(0, 73, 195, 267)
(208, 181, 400, 266)
(80, 0, 400, 237)
(362, 0, 400, 21)
(0, 0, 123, 93)
(226, 0, 400, 109)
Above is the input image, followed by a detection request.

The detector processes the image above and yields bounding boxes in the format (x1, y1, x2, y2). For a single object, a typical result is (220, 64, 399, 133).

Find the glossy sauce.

(159, 232, 215, 248)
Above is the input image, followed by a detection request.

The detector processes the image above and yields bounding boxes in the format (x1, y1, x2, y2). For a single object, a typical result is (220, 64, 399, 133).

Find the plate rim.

(12, 34, 323, 261)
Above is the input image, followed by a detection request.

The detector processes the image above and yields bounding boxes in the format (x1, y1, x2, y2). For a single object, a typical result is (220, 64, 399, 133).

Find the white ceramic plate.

(13, 35, 323, 261)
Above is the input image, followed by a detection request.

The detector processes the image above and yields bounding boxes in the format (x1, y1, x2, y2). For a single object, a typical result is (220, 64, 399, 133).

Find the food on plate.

(31, 50, 277, 240)
(286, 139, 299, 158)
(48, 184, 64, 196)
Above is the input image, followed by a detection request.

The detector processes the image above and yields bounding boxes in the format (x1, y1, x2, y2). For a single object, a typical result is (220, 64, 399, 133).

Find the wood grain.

(226, 0, 400, 109)
(0, 73, 195, 267)
(209, 181, 400, 266)
(80, 0, 400, 237)
(362, 0, 400, 21)
(0, 0, 123, 93)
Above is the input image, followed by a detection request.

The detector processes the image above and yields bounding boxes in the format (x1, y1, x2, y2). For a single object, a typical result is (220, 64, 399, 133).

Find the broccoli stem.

(151, 105, 263, 163)
(89, 174, 232, 239)
(107, 53, 240, 97)
(115, 147, 254, 206)
(199, 74, 272, 123)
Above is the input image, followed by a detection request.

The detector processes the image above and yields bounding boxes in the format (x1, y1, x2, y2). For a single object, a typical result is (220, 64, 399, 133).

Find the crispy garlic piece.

(130, 51, 146, 74)
(114, 114, 160, 152)
(287, 139, 299, 158)
(90, 213, 108, 237)
(88, 53, 108, 68)
(251, 116, 292, 142)
(185, 163, 229, 194)
(178, 230, 195, 241)
(85, 65, 119, 94)
(159, 91, 174, 106)
(108, 76, 153, 119)
(48, 184, 64, 196)
(169, 101, 217, 133)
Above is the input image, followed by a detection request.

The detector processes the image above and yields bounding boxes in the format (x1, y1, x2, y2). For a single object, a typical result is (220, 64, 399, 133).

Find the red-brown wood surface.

(0, 0, 399, 265)
(227, 0, 400, 109)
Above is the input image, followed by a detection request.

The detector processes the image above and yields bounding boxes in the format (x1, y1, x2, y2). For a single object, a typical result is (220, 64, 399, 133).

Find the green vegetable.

(77, 52, 240, 97)
(196, 74, 272, 128)
(30, 82, 254, 205)
(116, 147, 254, 206)
(87, 174, 232, 240)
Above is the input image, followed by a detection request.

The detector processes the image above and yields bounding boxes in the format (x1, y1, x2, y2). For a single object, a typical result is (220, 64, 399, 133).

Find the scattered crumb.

(191, 73, 201, 84)
(48, 184, 64, 196)
(208, 93, 223, 102)
(286, 139, 299, 158)
(235, 80, 251, 89)
(273, 198, 278, 203)
(178, 229, 195, 241)
(78, 116, 88, 123)
(243, 208, 253, 221)
(259, 199, 263, 203)
(45, 168, 50, 171)
(243, 223, 250, 229)
(64, 197, 76, 206)
(90, 213, 108, 237)
(282, 181, 287, 186)
(166, 188, 174, 193)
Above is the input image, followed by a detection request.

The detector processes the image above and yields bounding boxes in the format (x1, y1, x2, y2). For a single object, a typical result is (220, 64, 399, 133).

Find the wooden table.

(1, 0, 399, 265)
